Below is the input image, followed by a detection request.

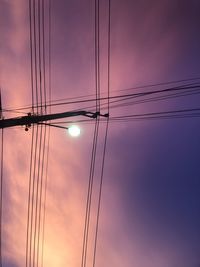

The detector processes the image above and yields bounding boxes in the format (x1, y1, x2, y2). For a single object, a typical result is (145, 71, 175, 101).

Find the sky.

(0, 0, 200, 267)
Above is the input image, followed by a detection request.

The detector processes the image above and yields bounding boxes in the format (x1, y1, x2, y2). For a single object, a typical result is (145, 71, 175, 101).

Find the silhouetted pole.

(0, 111, 109, 130)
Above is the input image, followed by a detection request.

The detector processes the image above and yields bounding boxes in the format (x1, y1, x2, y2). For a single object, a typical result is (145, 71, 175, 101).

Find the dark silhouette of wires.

(38, 0, 43, 112)
(110, 107, 200, 121)
(29, 0, 35, 113)
(35, 125, 47, 267)
(26, 126, 47, 267)
(42, 0, 47, 112)
(40, 125, 50, 267)
(3, 78, 200, 113)
(26, 1, 50, 267)
(50, 106, 200, 127)
(19, 83, 200, 111)
(107, 0, 111, 115)
(32, 125, 44, 267)
(81, 119, 100, 267)
(92, 119, 109, 267)
(33, 0, 39, 113)
(40, 0, 52, 264)
(106, 86, 200, 110)
(26, 125, 35, 267)
(81, 1, 101, 266)
(26, 0, 39, 266)
(92, 1, 110, 265)
(28, 124, 39, 267)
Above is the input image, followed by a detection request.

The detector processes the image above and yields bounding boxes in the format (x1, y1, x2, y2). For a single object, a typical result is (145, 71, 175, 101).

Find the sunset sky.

(0, 1, 200, 267)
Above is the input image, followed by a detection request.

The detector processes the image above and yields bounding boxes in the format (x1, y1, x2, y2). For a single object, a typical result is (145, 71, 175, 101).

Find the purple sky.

(0, 0, 200, 267)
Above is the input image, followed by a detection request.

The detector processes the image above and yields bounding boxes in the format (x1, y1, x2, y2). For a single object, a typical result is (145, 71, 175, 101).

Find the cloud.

(1, 1, 200, 267)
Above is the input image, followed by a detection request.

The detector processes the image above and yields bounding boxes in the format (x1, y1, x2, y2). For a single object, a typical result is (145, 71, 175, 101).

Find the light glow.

(68, 125, 81, 137)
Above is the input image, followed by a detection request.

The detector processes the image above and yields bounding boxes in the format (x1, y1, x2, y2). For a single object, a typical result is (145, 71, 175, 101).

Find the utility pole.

(0, 110, 109, 130)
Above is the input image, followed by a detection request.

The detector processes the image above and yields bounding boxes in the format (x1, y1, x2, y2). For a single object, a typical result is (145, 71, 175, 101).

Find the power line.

(107, 0, 111, 115)
(2, 83, 200, 119)
(36, 124, 47, 267)
(33, 125, 43, 267)
(29, 0, 35, 112)
(93, 1, 110, 264)
(3, 78, 200, 113)
(81, 1, 101, 266)
(3, 83, 200, 114)
(95, 86, 200, 113)
(41, 1, 52, 265)
(40, 125, 50, 267)
(93, 119, 109, 267)
(38, 0, 43, 112)
(33, 0, 39, 113)
(111, 107, 200, 119)
(26, 125, 35, 267)
(29, 124, 39, 267)
(72, 83, 200, 114)
(42, 0, 47, 112)
(81, 119, 100, 267)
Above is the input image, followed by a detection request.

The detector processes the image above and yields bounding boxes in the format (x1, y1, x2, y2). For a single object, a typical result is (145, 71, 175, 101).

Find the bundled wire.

(92, 0, 110, 265)
(92, 119, 109, 267)
(110, 107, 200, 122)
(81, 119, 100, 267)
(81, 1, 101, 266)
(40, 0, 52, 266)
(26, 1, 50, 267)
(40, 125, 50, 267)
(32, 125, 44, 267)
(2, 78, 200, 115)
(82, 1, 111, 266)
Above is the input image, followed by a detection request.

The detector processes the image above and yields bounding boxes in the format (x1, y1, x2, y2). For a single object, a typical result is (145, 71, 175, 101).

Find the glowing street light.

(68, 125, 81, 137)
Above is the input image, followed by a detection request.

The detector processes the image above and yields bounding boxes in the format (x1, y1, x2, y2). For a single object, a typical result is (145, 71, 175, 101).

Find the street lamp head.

(68, 125, 81, 137)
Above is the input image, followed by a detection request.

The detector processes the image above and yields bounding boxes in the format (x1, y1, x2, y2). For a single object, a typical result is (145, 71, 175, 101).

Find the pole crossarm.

(0, 110, 109, 129)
